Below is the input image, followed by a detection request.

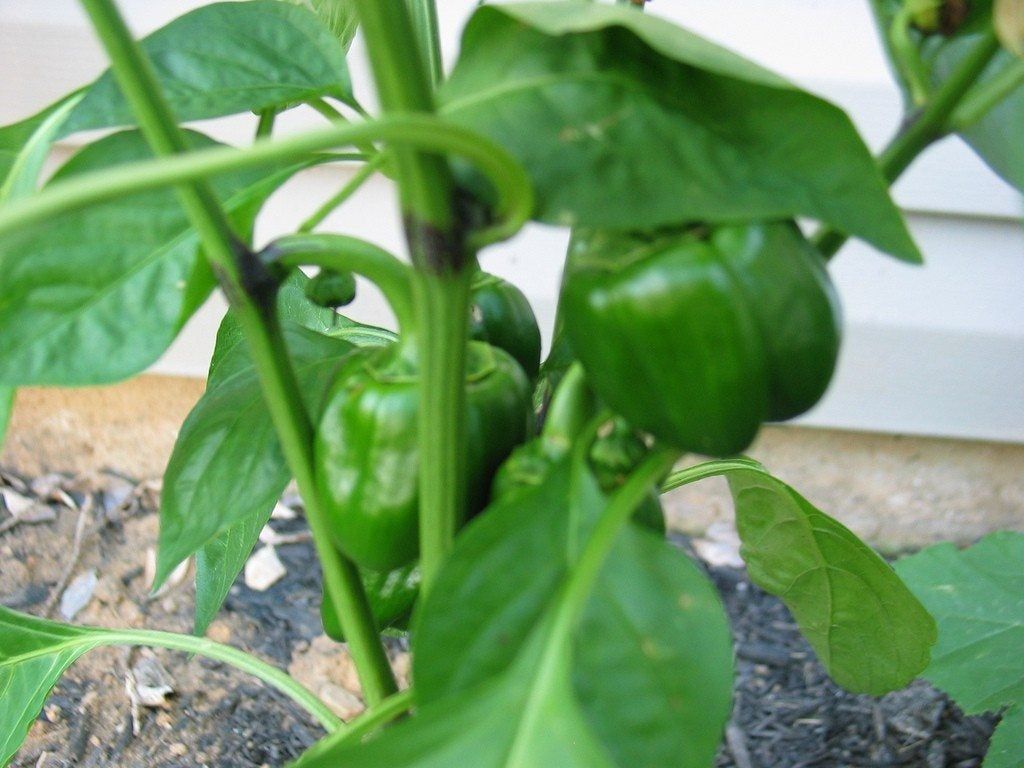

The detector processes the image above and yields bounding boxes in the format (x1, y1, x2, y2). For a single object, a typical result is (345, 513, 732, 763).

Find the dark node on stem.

(232, 238, 282, 316)
(403, 214, 469, 274)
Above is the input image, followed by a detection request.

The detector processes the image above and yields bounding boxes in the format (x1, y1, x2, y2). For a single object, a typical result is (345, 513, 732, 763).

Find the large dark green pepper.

(321, 559, 420, 640)
(315, 341, 532, 571)
(561, 222, 841, 456)
(469, 271, 542, 378)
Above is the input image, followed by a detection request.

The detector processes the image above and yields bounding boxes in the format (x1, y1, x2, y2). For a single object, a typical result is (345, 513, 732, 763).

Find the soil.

(0, 468, 996, 768)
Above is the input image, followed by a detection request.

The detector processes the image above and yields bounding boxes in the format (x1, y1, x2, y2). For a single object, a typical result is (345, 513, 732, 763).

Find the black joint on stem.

(230, 238, 283, 316)
(404, 215, 469, 275)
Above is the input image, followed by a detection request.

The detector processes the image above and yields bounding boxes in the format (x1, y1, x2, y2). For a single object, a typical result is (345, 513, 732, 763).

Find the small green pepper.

(469, 271, 542, 378)
(315, 341, 532, 571)
(321, 559, 420, 640)
(561, 222, 840, 456)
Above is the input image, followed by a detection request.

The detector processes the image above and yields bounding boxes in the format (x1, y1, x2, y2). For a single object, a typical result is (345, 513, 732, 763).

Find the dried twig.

(43, 497, 94, 618)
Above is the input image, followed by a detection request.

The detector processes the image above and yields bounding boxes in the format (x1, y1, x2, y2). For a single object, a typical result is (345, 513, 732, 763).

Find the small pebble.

(60, 570, 97, 620)
(244, 545, 287, 592)
(318, 683, 364, 720)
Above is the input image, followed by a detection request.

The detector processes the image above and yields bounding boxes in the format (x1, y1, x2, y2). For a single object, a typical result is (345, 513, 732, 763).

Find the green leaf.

(0, 94, 83, 202)
(0, 608, 112, 766)
(896, 531, 1024, 768)
(442, 2, 920, 263)
(297, 456, 731, 768)
(61, 0, 353, 136)
(160, 322, 354, 625)
(412, 459, 733, 768)
(289, 0, 360, 51)
(0, 130, 300, 386)
(727, 467, 936, 695)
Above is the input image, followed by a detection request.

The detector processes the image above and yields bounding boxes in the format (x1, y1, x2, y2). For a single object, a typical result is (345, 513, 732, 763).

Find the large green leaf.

(896, 532, 1024, 768)
(727, 467, 937, 695)
(61, 0, 353, 136)
(297, 457, 732, 768)
(441, 2, 920, 263)
(0, 130, 299, 386)
(411, 459, 733, 768)
(159, 322, 354, 623)
(0, 1, 351, 191)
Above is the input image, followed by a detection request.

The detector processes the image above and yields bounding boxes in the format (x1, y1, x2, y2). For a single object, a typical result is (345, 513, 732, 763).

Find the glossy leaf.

(727, 467, 936, 695)
(442, 2, 920, 262)
(160, 322, 354, 624)
(412, 459, 733, 768)
(0, 608, 116, 766)
(0, 130, 299, 387)
(62, 0, 353, 136)
(896, 531, 1024, 768)
(291, 0, 360, 50)
(0, 2, 351, 193)
(0, 94, 82, 201)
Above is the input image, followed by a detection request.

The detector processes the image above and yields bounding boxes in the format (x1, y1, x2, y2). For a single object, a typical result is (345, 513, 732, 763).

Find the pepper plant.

(0, 0, 1021, 765)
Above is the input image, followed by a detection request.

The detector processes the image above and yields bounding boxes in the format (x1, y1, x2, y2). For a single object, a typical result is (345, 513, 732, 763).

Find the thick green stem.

(412, 270, 473, 588)
(299, 154, 388, 233)
(353, 0, 475, 595)
(0, 114, 531, 249)
(103, 627, 343, 731)
(406, 0, 444, 89)
(77, 0, 396, 704)
(814, 30, 1003, 259)
(269, 233, 416, 334)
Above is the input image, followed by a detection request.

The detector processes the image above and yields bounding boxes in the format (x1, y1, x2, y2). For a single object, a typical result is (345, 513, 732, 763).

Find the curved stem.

(106, 627, 343, 731)
(268, 233, 417, 335)
(890, 4, 934, 106)
(659, 457, 766, 493)
(813, 30, 1003, 259)
(299, 153, 388, 233)
(76, 0, 398, 705)
(0, 114, 533, 251)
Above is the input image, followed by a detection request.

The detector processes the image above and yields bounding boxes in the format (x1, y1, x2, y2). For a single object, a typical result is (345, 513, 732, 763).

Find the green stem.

(268, 233, 416, 334)
(659, 457, 766, 493)
(255, 109, 277, 139)
(76, 0, 397, 705)
(890, 4, 934, 106)
(949, 58, 1024, 130)
(0, 114, 532, 250)
(102, 627, 343, 731)
(353, 0, 476, 596)
(406, 0, 444, 89)
(299, 154, 388, 233)
(318, 688, 415, 753)
(412, 269, 473, 590)
(813, 30, 1003, 259)
(353, 1, 454, 235)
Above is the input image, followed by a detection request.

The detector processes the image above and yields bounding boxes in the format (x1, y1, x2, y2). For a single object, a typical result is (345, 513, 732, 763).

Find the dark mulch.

(706, 562, 996, 768)
(2, 467, 996, 767)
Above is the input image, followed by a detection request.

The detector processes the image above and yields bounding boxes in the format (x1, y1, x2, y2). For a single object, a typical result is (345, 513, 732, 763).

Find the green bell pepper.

(561, 222, 840, 456)
(469, 271, 542, 379)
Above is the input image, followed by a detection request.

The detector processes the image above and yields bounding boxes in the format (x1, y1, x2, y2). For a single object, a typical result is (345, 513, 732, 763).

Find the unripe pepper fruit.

(469, 271, 542, 379)
(561, 222, 840, 456)
(315, 341, 532, 571)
